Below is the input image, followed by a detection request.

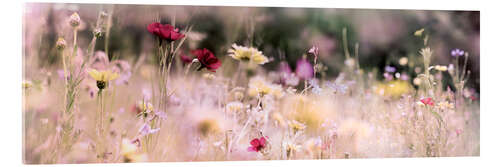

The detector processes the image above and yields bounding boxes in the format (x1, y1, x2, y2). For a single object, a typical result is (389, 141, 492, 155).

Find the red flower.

(179, 51, 193, 65)
(247, 137, 266, 152)
(420, 97, 434, 106)
(147, 22, 185, 42)
(191, 48, 221, 72)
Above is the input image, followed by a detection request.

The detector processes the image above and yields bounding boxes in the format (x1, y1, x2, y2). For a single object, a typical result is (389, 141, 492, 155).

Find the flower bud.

(56, 37, 67, 50)
(69, 12, 81, 27)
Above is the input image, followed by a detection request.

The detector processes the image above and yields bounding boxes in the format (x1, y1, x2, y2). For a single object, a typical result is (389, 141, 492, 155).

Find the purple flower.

(451, 49, 465, 57)
(296, 58, 313, 80)
(139, 124, 160, 136)
(384, 66, 396, 73)
(279, 61, 292, 74)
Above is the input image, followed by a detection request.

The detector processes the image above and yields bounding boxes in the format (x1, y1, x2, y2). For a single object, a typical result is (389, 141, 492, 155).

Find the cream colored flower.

(247, 77, 283, 98)
(228, 44, 268, 65)
(226, 101, 244, 113)
(288, 120, 306, 134)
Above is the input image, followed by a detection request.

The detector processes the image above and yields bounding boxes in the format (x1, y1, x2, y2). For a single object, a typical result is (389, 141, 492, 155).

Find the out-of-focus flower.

(413, 77, 422, 86)
(433, 65, 448, 72)
(22, 80, 32, 90)
(88, 69, 119, 90)
(226, 101, 244, 113)
(56, 37, 66, 50)
(197, 118, 220, 137)
(385, 66, 396, 73)
(180, 54, 193, 65)
(202, 73, 216, 80)
(69, 12, 81, 27)
(147, 22, 185, 42)
(247, 137, 267, 152)
(120, 138, 148, 163)
(399, 57, 408, 66)
(344, 58, 355, 68)
(420, 97, 435, 106)
(451, 48, 465, 57)
(296, 58, 313, 80)
(139, 123, 160, 136)
(308, 46, 319, 57)
(247, 77, 283, 98)
(437, 101, 454, 110)
(228, 44, 268, 65)
(288, 120, 306, 134)
(374, 80, 412, 98)
(191, 48, 221, 72)
(414, 28, 424, 37)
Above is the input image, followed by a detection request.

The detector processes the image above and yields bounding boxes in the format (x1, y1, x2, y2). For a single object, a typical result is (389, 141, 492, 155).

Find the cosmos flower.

(451, 48, 465, 57)
(180, 54, 193, 65)
(88, 69, 119, 90)
(247, 137, 267, 152)
(227, 44, 268, 65)
(147, 22, 185, 42)
(420, 97, 435, 106)
(296, 58, 313, 80)
(191, 48, 221, 72)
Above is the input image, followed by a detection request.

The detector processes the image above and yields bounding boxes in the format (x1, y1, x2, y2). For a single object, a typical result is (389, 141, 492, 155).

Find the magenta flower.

(296, 58, 313, 80)
(247, 137, 267, 152)
(147, 22, 185, 42)
(191, 48, 221, 72)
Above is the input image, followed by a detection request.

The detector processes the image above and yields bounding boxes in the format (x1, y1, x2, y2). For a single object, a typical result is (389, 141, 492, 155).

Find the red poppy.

(247, 137, 266, 152)
(420, 97, 434, 106)
(147, 22, 185, 42)
(191, 48, 221, 72)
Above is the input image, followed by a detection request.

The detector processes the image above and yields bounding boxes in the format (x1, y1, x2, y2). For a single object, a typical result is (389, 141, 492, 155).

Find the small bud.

(93, 28, 103, 37)
(69, 12, 81, 28)
(56, 37, 67, 50)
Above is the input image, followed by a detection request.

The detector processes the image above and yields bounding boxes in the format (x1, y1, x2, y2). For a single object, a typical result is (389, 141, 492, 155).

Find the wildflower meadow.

(22, 3, 479, 164)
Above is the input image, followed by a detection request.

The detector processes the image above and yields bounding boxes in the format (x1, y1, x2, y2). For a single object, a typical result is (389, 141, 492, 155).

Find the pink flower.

(247, 137, 267, 152)
(420, 97, 435, 106)
(296, 58, 313, 80)
(147, 22, 185, 42)
(191, 48, 221, 72)
(308, 46, 319, 57)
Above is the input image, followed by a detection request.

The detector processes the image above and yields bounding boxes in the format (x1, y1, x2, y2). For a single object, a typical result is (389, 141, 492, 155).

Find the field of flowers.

(22, 4, 479, 164)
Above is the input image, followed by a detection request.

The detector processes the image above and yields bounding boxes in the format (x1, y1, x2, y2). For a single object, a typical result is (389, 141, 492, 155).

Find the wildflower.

(288, 120, 306, 134)
(344, 58, 355, 68)
(434, 65, 448, 72)
(296, 58, 313, 80)
(180, 54, 193, 65)
(139, 124, 160, 136)
(56, 37, 67, 50)
(88, 69, 119, 90)
(191, 48, 221, 72)
(385, 66, 396, 73)
(69, 12, 81, 27)
(437, 101, 454, 110)
(247, 137, 267, 152)
(413, 77, 422, 86)
(451, 48, 465, 57)
(120, 138, 148, 163)
(202, 73, 216, 80)
(420, 97, 435, 106)
(22, 80, 32, 90)
(399, 57, 408, 66)
(414, 28, 424, 36)
(227, 44, 269, 65)
(308, 45, 319, 57)
(226, 101, 244, 113)
(147, 22, 185, 42)
(197, 119, 220, 137)
(247, 77, 283, 98)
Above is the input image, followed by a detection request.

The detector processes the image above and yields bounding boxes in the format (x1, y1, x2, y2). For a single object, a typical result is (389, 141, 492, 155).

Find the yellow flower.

(22, 80, 32, 89)
(120, 139, 138, 157)
(88, 69, 119, 89)
(288, 120, 306, 134)
(226, 101, 244, 113)
(247, 77, 283, 98)
(197, 118, 220, 137)
(438, 101, 454, 110)
(228, 44, 269, 65)
(433, 65, 448, 72)
(374, 80, 412, 98)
